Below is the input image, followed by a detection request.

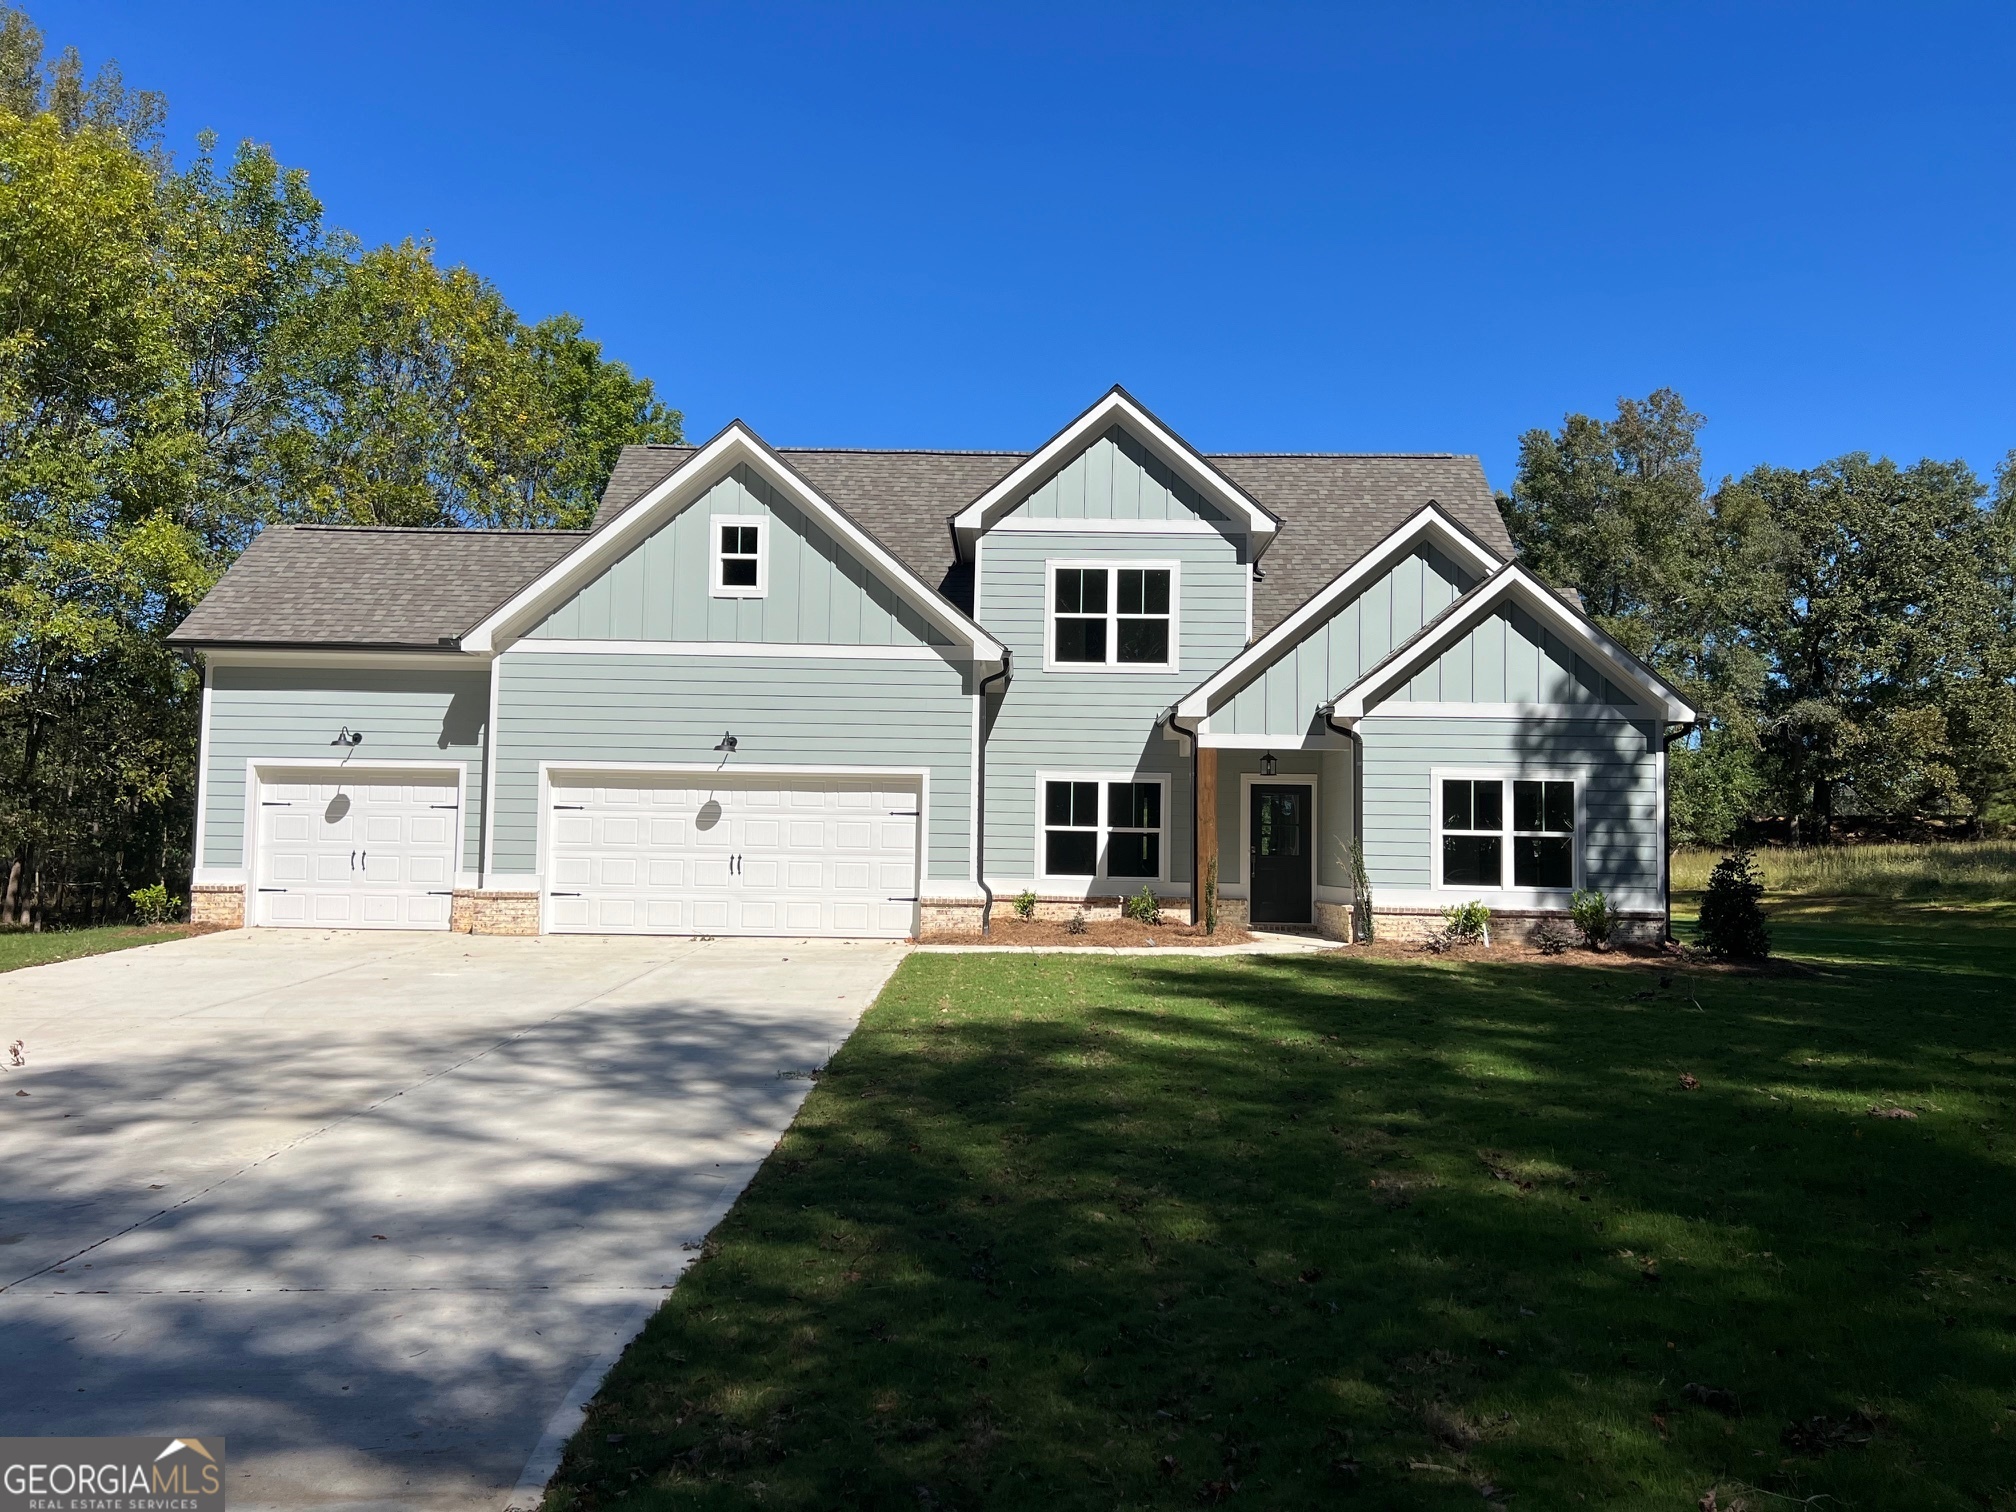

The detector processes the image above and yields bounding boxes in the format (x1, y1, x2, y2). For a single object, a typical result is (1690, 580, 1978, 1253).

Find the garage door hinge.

(550, 891, 582, 897)
(889, 810, 920, 816)
(553, 803, 585, 810)
(430, 803, 459, 810)
(427, 890, 453, 896)
(261, 801, 290, 807)
(257, 887, 286, 893)
(888, 895, 919, 902)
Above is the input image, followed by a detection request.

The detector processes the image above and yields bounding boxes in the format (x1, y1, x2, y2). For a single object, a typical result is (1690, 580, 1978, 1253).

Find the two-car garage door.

(547, 774, 921, 938)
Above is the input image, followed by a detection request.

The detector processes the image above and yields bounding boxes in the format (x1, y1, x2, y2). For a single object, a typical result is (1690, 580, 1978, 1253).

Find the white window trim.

(711, 513, 769, 599)
(1236, 769, 1320, 919)
(1041, 559, 1181, 674)
(1034, 770, 1171, 886)
(1430, 767, 1588, 896)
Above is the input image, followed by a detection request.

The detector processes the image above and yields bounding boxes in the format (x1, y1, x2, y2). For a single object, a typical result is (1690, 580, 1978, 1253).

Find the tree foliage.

(0, 6, 680, 923)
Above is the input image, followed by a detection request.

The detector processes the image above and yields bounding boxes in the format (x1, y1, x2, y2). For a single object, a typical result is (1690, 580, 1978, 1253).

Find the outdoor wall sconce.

(1260, 752, 1277, 777)
(331, 727, 364, 747)
(713, 732, 739, 754)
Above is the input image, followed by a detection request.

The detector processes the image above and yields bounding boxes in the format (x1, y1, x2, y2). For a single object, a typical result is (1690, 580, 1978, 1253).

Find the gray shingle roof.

(174, 441, 1510, 649)
(168, 525, 583, 649)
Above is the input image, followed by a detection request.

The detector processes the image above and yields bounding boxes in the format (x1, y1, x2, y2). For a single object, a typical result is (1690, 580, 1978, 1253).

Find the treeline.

(0, 7, 681, 925)
(1503, 391, 2016, 844)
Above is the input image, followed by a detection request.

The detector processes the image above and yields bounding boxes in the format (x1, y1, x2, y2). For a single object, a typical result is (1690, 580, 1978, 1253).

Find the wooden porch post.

(1193, 743, 1218, 926)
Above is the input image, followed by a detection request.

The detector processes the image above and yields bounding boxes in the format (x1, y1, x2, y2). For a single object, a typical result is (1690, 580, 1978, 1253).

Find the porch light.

(331, 727, 364, 747)
(1260, 752, 1277, 777)
(713, 732, 738, 753)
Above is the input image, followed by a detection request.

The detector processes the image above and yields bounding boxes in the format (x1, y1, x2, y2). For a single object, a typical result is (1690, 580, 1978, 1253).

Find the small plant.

(1123, 886, 1163, 925)
(1441, 900, 1491, 945)
(1697, 847, 1771, 959)
(129, 882, 181, 926)
(1569, 888, 1618, 952)
(1349, 838, 1374, 943)
(1534, 924, 1573, 955)
(1066, 909, 1088, 936)
(1012, 889, 1038, 922)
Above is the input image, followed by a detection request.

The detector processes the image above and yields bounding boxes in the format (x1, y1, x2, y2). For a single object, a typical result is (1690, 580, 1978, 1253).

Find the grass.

(545, 901, 2016, 1511)
(0, 922, 197, 974)
(1675, 840, 2016, 903)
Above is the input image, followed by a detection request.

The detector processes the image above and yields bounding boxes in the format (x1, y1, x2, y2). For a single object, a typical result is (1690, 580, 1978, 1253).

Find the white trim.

(1374, 884, 1666, 915)
(1244, 552, 1254, 646)
(951, 388, 1279, 558)
(508, 638, 950, 661)
(194, 667, 215, 871)
(1237, 771, 1320, 926)
(191, 866, 247, 886)
(709, 512, 769, 598)
(200, 648, 489, 670)
(1331, 565, 1695, 724)
(1041, 558, 1182, 674)
(1033, 770, 1172, 886)
(461, 422, 1004, 664)
(1174, 504, 1503, 720)
(986, 516, 1227, 535)
(1430, 766, 1589, 895)
(1196, 731, 1347, 750)
(1365, 701, 1648, 720)
(968, 690, 983, 882)
(1656, 742, 1669, 917)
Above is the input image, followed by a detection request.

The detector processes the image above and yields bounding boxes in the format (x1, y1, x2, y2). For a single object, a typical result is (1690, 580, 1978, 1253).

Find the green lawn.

(0, 923, 197, 974)
(546, 903, 2016, 1510)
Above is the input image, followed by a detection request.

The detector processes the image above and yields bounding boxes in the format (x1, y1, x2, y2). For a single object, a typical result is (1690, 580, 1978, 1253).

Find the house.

(168, 388, 1695, 943)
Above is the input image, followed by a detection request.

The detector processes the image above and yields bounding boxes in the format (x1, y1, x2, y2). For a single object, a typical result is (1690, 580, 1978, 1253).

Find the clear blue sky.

(35, 1, 2016, 493)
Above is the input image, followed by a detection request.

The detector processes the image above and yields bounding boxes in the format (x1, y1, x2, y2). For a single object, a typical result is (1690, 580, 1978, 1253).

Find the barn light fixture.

(331, 727, 365, 747)
(1260, 751, 1277, 777)
(713, 732, 738, 754)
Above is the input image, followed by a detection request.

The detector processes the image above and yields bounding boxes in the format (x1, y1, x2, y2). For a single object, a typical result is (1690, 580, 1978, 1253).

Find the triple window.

(713, 515, 767, 597)
(1439, 776, 1577, 889)
(1049, 564, 1176, 669)
(1042, 778, 1165, 880)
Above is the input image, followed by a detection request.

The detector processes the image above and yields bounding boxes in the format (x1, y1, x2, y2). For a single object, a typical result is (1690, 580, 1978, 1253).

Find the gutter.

(973, 651, 1013, 934)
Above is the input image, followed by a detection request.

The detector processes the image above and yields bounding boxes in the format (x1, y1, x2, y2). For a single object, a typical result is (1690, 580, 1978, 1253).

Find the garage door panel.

(254, 770, 459, 931)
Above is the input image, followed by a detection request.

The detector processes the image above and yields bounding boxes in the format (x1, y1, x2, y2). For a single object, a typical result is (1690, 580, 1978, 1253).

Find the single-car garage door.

(547, 774, 920, 938)
(253, 770, 460, 929)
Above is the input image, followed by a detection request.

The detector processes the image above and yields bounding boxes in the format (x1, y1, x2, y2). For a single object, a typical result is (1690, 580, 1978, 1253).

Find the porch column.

(1193, 743, 1218, 926)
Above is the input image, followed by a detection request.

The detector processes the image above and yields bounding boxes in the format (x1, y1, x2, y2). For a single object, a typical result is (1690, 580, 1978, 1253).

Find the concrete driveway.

(0, 928, 908, 1510)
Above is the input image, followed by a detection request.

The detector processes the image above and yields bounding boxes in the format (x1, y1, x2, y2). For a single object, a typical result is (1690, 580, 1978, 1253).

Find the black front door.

(1249, 783, 1313, 925)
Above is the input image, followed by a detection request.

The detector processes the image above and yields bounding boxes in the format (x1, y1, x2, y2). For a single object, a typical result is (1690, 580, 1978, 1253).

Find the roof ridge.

(626, 443, 1475, 460)
(1210, 451, 1476, 459)
(290, 524, 590, 536)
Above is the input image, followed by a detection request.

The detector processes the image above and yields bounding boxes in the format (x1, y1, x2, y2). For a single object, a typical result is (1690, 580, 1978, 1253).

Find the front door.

(1249, 783, 1313, 925)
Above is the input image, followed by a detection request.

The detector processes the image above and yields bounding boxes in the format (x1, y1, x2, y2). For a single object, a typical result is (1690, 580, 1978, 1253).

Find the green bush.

(1441, 900, 1491, 945)
(129, 882, 181, 925)
(1011, 889, 1038, 921)
(1065, 909, 1088, 936)
(1697, 847, 1771, 959)
(1122, 886, 1163, 926)
(1569, 888, 1618, 951)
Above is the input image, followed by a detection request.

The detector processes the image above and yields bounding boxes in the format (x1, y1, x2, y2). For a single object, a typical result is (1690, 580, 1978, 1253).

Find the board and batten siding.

(977, 525, 1248, 887)
(491, 651, 974, 881)
(1358, 715, 1661, 902)
(1216, 545, 1476, 737)
(526, 464, 950, 648)
(1011, 425, 1232, 523)
(202, 663, 489, 873)
(1390, 603, 1637, 706)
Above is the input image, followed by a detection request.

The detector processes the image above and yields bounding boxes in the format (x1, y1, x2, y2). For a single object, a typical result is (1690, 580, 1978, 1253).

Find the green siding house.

(168, 388, 1693, 942)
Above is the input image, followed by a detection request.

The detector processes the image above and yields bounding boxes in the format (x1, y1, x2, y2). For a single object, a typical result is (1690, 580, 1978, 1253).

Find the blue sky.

(35, 2, 2016, 492)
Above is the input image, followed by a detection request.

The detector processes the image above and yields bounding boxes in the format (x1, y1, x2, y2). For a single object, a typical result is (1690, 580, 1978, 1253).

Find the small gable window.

(1047, 562, 1177, 670)
(1041, 774, 1167, 882)
(1437, 774, 1578, 891)
(713, 515, 767, 597)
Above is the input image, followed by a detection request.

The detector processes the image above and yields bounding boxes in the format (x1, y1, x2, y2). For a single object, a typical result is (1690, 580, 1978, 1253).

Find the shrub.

(1065, 909, 1088, 936)
(129, 882, 181, 925)
(1697, 847, 1771, 959)
(1349, 839, 1374, 943)
(1203, 856, 1218, 935)
(1011, 889, 1038, 922)
(1440, 900, 1491, 945)
(1122, 886, 1163, 926)
(1569, 888, 1618, 951)
(1534, 923, 1573, 955)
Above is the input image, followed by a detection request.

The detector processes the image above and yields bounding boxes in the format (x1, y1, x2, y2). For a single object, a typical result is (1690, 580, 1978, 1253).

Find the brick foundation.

(1211, 895, 1251, 932)
(451, 890, 541, 935)
(190, 884, 245, 929)
(1313, 899, 1352, 941)
(1369, 907, 1667, 947)
(919, 898, 985, 938)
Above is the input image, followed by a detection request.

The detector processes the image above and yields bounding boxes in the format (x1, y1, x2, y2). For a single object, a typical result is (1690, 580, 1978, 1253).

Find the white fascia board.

(462, 422, 1005, 665)
(200, 648, 490, 670)
(1171, 504, 1503, 721)
(950, 387, 1279, 560)
(1329, 566, 1697, 723)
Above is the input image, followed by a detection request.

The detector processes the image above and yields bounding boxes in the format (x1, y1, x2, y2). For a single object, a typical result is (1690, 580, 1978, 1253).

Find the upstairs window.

(1438, 775, 1578, 890)
(1048, 563, 1176, 670)
(1041, 775, 1167, 881)
(713, 515, 767, 597)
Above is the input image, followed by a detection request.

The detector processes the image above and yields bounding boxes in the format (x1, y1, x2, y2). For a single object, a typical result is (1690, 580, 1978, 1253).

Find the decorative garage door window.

(1439, 776, 1576, 890)
(1041, 777, 1165, 881)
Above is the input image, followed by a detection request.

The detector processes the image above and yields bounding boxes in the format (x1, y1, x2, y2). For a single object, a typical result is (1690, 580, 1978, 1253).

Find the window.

(1041, 776, 1166, 880)
(1438, 775, 1578, 890)
(713, 515, 766, 597)
(1049, 564, 1176, 669)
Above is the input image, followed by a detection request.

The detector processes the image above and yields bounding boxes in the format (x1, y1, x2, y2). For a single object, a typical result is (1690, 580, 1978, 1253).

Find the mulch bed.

(921, 916, 1257, 947)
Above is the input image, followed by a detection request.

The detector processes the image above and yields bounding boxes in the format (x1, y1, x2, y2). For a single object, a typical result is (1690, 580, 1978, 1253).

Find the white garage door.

(253, 771, 460, 929)
(547, 774, 920, 938)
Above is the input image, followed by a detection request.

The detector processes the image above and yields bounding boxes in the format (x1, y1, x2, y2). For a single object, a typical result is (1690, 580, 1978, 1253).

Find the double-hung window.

(1049, 564, 1176, 670)
(713, 515, 767, 597)
(1438, 775, 1578, 890)
(1041, 777, 1166, 881)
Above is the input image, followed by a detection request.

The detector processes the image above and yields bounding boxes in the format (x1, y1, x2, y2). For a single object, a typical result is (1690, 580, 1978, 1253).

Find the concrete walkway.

(0, 929, 908, 1510)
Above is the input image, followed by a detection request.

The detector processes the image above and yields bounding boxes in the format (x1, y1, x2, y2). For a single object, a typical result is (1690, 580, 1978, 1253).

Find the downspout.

(1661, 721, 1692, 945)
(1166, 708, 1202, 923)
(1322, 702, 1365, 938)
(974, 651, 1012, 934)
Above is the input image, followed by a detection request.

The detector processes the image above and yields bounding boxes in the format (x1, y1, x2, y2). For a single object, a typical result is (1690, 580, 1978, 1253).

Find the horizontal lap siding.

(528, 465, 947, 648)
(204, 665, 489, 872)
(494, 653, 972, 881)
(979, 528, 1247, 885)
(1359, 716, 1658, 892)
